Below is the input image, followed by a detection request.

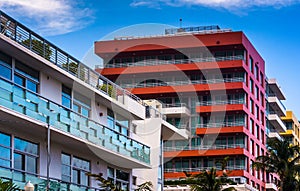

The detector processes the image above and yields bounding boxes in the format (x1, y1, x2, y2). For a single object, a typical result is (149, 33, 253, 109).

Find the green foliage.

(87, 173, 123, 191)
(135, 181, 153, 191)
(0, 179, 19, 191)
(252, 139, 300, 191)
(164, 157, 236, 191)
(22, 39, 52, 60)
(62, 62, 79, 75)
(99, 84, 116, 98)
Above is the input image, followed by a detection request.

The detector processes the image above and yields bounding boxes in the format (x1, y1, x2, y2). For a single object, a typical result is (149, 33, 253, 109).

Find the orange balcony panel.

(95, 32, 244, 55)
(196, 126, 245, 135)
(196, 104, 246, 113)
(130, 82, 244, 95)
(164, 170, 246, 179)
(164, 148, 245, 158)
(97, 60, 244, 76)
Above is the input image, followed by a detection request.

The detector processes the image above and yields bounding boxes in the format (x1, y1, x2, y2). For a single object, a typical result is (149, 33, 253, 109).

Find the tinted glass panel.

(0, 65, 11, 80)
(26, 156, 36, 173)
(14, 75, 24, 87)
(27, 80, 37, 92)
(14, 138, 38, 155)
(0, 133, 10, 147)
(14, 153, 23, 170)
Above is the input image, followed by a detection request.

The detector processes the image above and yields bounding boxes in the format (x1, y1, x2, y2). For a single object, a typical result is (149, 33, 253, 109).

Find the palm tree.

(135, 181, 153, 191)
(190, 168, 236, 191)
(0, 178, 19, 191)
(252, 138, 300, 191)
(87, 173, 123, 191)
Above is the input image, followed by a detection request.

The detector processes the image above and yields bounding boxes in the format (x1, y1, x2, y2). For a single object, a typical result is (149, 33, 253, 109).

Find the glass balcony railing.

(0, 167, 100, 190)
(121, 77, 244, 89)
(164, 143, 245, 152)
(164, 165, 246, 173)
(198, 99, 245, 106)
(0, 77, 150, 164)
(104, 55, 245, 68)
(198, 121, 245, 128)
(0, 11, 146, 107)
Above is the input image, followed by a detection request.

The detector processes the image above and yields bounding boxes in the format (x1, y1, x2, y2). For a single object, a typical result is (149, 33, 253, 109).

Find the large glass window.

(107, 109, 129, 136)
(61, 153, 90, 186)
(14, 137, 38, 174)
(73, 92, 91, 117)
(0, 133, 11, 168)
(0, 51, 12, 80)
(62, 85, 72, 109)
(108, 167, 129, 191)
(15, 61, 39, 93)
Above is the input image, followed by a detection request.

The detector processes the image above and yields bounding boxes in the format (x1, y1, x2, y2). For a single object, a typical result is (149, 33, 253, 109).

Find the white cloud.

(0, 0, 93, 36)
(130, 0, 300, 10)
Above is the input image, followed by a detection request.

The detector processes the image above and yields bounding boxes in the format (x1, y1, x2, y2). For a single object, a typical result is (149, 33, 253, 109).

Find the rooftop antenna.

(179, 18, 182, 28)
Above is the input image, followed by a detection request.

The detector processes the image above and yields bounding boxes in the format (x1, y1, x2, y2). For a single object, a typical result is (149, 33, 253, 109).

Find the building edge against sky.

(0, 10, 188, 190)
(95, 26, 299, 191)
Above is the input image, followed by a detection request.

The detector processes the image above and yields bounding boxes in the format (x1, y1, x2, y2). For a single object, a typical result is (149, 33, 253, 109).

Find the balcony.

(196, 100, 246, 113)
(0, 167, 100, 190)
(0, 78, 150, 166)
(102, 55, 245, 68)
(268, 96, 286, 117)
(267, 79, 286, 100)
(267, 113, 287, 132)
(268, 131, 283, 141)
(0, 11, 146, 111)
(162, 103, 191, 117)
(164, 165, 246, 173)
(196, 122, 246, 135)
(122, 77, 245, 89)
(164, 143, 246, 152)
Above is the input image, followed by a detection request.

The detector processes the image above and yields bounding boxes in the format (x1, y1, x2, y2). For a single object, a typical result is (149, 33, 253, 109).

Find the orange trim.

(164, 170, 246, 179)
(164, 148, 245, 158)
(97, 60, 244, 76)
(95, 32, 244, 55)
(196, 126, 245, 135)
(130, 82, 245, 95)
(196, 104, 246, 113)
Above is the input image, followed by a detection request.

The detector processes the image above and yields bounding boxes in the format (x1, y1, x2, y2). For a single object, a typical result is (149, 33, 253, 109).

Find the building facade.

(281, 111, 300, 146)
(95, 26, 268, 190)
(0, 10, 187, 190)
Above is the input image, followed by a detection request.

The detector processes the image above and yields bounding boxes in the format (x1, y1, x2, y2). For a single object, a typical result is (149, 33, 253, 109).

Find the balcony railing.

(198, 121, 245, 128)
(0, 166, 101, 190)
(163, 103, 189, 109)
(164, 165, 246, 173)
(0, 11, 146, 107)
(103, 55, 245, 68)
(198, 99, 245, 106)
(0, 77, 150, 164)
(164, 143, 245, 152)
(121, 77, 244, 89)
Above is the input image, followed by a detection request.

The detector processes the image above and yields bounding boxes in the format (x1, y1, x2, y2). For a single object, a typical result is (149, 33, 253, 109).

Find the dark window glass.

(27, 80, 38, 92)
(62, 85, 72, 109)
(15, 61, 39, 81)
(14, 153, 23, 170)
(0, 64, 11, 80)
(14, 138, 38, 155)
(14, 75, 25, 87)
(26, 156, 36, 173)
(0, 133, 10, 147)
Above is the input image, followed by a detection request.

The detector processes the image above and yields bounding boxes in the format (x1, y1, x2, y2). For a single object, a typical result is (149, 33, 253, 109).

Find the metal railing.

(198, 121, 245, 128)
(0, 10, 146, 107)
(104, 55, 244, 68)
(0, 77, 150, 164)
(198, 99, 245, 106)
(164, 165, 246, 173)
(164, 143, 245, 152)
(163, 103, 188, 108)
(121, 77, 245, 89)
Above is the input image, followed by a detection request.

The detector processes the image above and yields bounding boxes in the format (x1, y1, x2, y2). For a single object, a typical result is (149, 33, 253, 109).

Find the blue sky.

(1, 0, 300, 116)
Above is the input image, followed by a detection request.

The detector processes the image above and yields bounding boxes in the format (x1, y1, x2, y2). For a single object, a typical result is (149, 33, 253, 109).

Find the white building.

(0, 10, 188, 190)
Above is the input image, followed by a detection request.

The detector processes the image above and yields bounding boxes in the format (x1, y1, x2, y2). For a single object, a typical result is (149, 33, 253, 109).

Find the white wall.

(40, 72, 62, 104)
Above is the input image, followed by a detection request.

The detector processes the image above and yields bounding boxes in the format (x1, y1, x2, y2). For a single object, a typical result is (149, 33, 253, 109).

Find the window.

(0, 51, 12, 80)
(249, 56, 254, 73)
(255, 64, 259, 80)
(108, 167, 129, 191)
(0, 132, 11, 168)
(256, 105, 259, 120)
(255, 86, 259, 100)
(62, 85, 72, 109)
(250, 79, 254, 93)
(250, 99, 254, 114)
(107, 109, 129, 136)
(14, 137, 39, 174)
(73, 92, 91, 117)
(61, 153, 90, 186)
(15, 61, 39, 93)
(260, 72, 264, 87)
